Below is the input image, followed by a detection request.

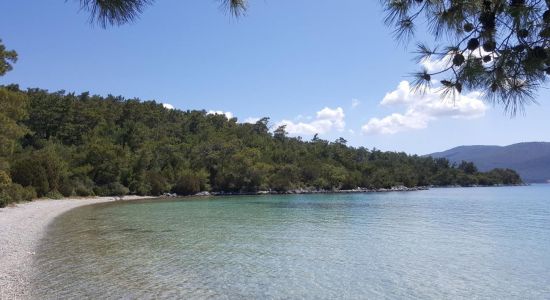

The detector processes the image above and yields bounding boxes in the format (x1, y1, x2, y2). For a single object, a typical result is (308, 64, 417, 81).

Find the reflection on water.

(32, 186, 550, 299)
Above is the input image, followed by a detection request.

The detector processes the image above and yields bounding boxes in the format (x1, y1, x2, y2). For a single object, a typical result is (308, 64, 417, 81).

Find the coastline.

(185, 186, 430, 197)
(0, 187, 427, 297)
(177, 184, 525, 197)
(0, 184, 528, 298)
(0, 195, 154, 299)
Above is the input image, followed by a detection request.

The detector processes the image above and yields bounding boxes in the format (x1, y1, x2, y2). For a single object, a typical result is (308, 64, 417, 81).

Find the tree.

(0, 88, 29, 163)
(75, 0, 248, 27)
(458, 160, 478, 174)
(0, 42, 27, 165)
(172, 170, 202, 195)
(0, 86, 524, 204)
(11, 145, 69, 197)
(382, 0, 550, 114)
(273, 125, 288, 140)
(0, 39, 17, 76)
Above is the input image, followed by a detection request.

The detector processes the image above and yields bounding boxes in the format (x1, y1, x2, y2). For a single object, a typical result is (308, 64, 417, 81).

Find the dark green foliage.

(458, 161, 478, 175)
(94, 182, 129, 197)
(45, 190, 64, 200)
(486, 168, 523, 185)
(10, 159, 49, 197)
(147, 171, 169, 196)
(269, 165, 299, 192)
(0, 88, 29, 165)
(383, 0, 550, 114)
(73, 178, 96, 197)
(0, 170, 36, 207)
(75, 0, 247, 27)
(10, 145, 68, 197)
(77, 0, 154, 27)
(172, 171, 202, 196)
(0, 87, 523, 204)
(3, 183, 37, 202)
(0, 39, 17, 77)
(59, 178, 76, 197)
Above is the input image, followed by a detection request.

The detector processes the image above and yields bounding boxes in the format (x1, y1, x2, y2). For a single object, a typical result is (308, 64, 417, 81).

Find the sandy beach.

(0, 196, 153, 299)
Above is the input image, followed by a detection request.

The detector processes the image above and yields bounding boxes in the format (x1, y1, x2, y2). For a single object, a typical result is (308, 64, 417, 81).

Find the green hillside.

(0, 86, 523, 206)
(430, 143, 550, 183)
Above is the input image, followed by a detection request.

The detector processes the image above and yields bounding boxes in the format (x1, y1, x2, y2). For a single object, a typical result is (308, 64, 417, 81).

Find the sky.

(1, 0, 548, 155)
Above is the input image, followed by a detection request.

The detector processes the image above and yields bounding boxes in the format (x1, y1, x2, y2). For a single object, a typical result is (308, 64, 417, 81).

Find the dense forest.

(0, 85, 522, 207)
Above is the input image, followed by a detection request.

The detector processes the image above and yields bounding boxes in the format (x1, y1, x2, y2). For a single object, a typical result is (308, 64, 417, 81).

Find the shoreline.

(212, 186, 429, 196)
(166, 186, 431, 198)
(0, 184, 528, 298)
(167, 184, 527, 198)
(0, 195, 154, 299)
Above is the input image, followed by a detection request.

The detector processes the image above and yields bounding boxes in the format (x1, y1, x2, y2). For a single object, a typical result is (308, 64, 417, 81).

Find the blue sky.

(1, 0, 548, 154)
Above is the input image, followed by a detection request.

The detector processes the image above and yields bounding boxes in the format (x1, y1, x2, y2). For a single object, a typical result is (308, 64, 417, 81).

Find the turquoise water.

(32, 186, 550, 299)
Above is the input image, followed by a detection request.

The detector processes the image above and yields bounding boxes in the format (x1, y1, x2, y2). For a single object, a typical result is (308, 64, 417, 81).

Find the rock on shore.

(201, 186, 429, 196)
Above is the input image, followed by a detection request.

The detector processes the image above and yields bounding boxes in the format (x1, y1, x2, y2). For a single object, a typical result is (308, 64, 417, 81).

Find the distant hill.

(429, 142, 550, 183)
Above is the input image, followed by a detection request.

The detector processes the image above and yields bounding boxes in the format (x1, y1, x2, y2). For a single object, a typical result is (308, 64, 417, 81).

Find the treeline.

(0, 85, 522, 207)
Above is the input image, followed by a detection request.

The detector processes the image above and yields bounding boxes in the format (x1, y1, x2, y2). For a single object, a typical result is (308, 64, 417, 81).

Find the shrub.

(195, 169, 211, 191)
(73, 178, 95, 197)
(269, 169, 294, 192)
(129, 179, 151, 196)
(23, 186, 37, 200)
(0, 183, 36, 203)
(10, 147, 68, 197)
(147, 172, 169, 196)
(0, 170, 12, 188)
(456, 173, 478, 186)
(59, 179, 75, 197)
(11, 159, 48, 196)
(172, 172, 201, 195)
(75, 185, 94, 197)
(46, 190, 63, 199)
(94, 182, 129, 197)
(0, 192, 9, 208)
(312, 177, 329, 190)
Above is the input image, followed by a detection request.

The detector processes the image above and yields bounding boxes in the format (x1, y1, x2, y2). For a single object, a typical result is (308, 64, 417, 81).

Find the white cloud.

(362, 112, 429, 135)
(277, 107, 346, 135)
(362, 81, 487, 135)
(380, 81, 413, 106)
(243, 117, 261, 124)
(163, 103, 175, 110)
(351, 98, 361, 108)
(207, 110, 234, 119)
(316, 107, 345, 130)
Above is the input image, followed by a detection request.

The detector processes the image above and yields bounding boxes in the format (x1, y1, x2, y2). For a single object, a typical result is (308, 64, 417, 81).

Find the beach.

(0, 196, 153, 299)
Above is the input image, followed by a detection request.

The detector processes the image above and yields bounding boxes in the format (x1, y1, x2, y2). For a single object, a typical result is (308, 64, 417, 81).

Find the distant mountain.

(429, 142, 550, 183)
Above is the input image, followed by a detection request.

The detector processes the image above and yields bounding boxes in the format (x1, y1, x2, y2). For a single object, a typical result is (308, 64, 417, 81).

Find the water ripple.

(31, 186, 550, 299)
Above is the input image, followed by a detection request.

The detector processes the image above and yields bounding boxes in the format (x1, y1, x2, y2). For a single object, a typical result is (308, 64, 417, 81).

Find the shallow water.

(32, 185, 550, 299)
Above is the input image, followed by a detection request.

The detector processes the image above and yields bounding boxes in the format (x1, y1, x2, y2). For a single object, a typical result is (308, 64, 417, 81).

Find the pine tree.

(382, 0, 550, 114)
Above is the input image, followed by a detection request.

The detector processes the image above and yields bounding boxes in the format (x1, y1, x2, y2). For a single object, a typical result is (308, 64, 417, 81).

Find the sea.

(31, 185, 550, 299)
